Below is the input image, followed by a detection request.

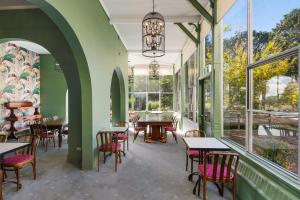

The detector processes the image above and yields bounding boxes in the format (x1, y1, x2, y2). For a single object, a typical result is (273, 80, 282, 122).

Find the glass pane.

(223, 0, 247, 147)
(161, 94, 173, 111)
(160, 75, 173, 92)
(205, 32, 213, 74)
(204, 79, 211, 122)
(252, 112, 298, 174)
(148, 79, 159, 92)
(253, 0, 300, 61)
(133, 93, 146, 111)
(148, 93, 159, 111)
(128, 93, 134, 111)
(253, 55, 298, 112)
(134, 75, 147, 92)
(128, 81, 134, 93)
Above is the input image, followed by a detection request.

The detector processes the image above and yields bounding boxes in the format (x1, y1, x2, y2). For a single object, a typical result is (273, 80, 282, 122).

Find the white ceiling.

(11, 41, 50, 54)
(100, 0, 209, 66)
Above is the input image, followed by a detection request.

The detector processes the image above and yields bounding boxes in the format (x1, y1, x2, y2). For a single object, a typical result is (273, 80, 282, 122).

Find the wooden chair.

(30, 123, 55, 152)
(0, 170, 3, 200)
(2, 134, 38, 191)
(114, 121, 129, 152)
(96, 131, 122, 172)
(197, 152, 239, 200)
(185, 130, 206, 173)
(132, 115, 147, 142)
(0, 133, 7, 143)
(164, 116, 179, 143)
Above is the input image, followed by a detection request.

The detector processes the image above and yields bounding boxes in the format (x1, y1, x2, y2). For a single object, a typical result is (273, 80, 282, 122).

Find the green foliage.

(3, 85, 15, 93)
(3, 54, 15, 62)
(33, 88, 40, 95)
(32, 63, 40, 69)
(19, 72, 30, 80)
(148, 101, 159, 111)
(160, 75, 173, 92)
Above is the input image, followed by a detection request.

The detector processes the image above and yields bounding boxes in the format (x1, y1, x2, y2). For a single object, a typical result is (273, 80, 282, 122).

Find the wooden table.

(43, 120, 67, 148)
(0, 143, 31, 159)
(182, 137, 230, 194)
(138, 115, 172, 142)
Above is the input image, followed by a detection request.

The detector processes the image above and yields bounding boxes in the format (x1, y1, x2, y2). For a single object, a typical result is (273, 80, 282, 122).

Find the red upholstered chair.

(0, 170, 3, 200)
(96, 131, 122, 172)
(164, 116, 179, 143)
(132, 115, 147, 142)
(185, 130, 206, 173)
(114, 121, 129, 152)
(30, 123, 55, 152)
(2, 134, 38, 191)
(197, 152, 239, 200)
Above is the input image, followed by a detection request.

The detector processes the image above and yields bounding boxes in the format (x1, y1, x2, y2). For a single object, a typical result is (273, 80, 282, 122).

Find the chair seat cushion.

(198, 164, 234, 180)
(187, 149, 202, 157)
(3, 155, 33, 166)
(165, 127, 176, 132)
(116, 133, 128, 140)
(99, 142, 121, 151)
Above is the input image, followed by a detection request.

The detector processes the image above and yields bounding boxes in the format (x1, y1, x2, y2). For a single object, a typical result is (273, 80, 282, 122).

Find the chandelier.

(149, 59, 160, 79)
(142, 0, 165, 58)
(128, 66, 134, 84)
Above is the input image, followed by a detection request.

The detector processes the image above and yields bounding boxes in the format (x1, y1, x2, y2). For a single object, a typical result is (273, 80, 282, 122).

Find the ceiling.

(11, 41, 50, 54)
(100, 0, 210, 66)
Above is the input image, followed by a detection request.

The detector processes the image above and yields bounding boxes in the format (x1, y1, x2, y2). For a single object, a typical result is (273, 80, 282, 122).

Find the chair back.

(172, 116, 179, 129)
(0, 132, 7, 143)
(114, 121, 129, 131)
(185, 130, 206, 137)
(61, 124, 69, 135)
(30, 123, 48, 136)
(16, 134, 38, 158)
(204, 152, 239, 182)
(96, 131, 113, 148)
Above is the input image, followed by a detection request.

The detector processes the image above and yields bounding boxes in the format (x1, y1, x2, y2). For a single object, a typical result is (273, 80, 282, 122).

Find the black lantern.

(149, 59, 160, 79)
(142, 0, 165, 58)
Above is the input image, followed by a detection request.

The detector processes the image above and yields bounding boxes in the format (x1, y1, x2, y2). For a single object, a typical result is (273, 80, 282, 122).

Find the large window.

(223, 0, 248, 147)
(129, 66, 173, 111)
(223, 0, 300, 176)
(186, 52, 197, 122)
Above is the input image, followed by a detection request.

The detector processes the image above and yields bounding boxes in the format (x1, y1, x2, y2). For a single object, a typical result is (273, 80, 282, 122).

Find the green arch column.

(0, 8, 93, 169)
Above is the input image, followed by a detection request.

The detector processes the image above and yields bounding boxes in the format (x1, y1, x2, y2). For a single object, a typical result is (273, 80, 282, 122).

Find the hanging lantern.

(149, 60, 160, 79)
(128, 66, 134, 83)
(142, 0, 165, 58)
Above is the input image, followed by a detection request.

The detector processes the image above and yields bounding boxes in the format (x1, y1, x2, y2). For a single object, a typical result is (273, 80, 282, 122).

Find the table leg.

(58, 129, 62, 148)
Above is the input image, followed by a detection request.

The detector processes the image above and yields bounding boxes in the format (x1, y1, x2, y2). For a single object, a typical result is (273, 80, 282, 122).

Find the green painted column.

(180, 53, 186, 129)
(212, 3, 223, 138)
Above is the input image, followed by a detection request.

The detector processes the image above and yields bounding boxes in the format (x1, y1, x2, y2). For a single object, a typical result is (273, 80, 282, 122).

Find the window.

(186, 52, 197, 122)
(223, 0, 248, 147)
(222, 0, 300, 176)
(205, 32, 213, 74)
(128, 66, 174, 111)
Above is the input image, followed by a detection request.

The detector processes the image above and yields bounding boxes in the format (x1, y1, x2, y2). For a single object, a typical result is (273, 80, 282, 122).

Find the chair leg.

(32, 162, 36, 180)
(190, 157, 194, 173)
(172, 131, 178, 143)
(127, 139, 129, 151)
(97, 151, 100, 172)
(233, 179, 237, 200)
(221, 183, 224, 196)
(15, 168, 20, 192)
(123, 140, 125, 152)
(45, 138, 48, 152)
(186, 154, 188, 171)
(115, 151, 118, 172)
(53, 137, 56, 148)
(197, 175, 201, 197)
(119, 151, 122, 163)
(203, 178, 207, 200)
(103, 152, 106, 164)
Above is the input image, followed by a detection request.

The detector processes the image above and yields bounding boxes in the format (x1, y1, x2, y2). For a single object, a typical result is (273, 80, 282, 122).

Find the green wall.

(40, 54, 67, 119)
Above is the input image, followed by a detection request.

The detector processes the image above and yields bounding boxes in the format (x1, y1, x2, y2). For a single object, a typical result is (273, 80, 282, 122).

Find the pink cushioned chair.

(96, 131, 122, 172)
(185, 130, 206, 173)
(2, 134, 38, 191)
(197, 152, 239, 200)
(0, 170, 3, 200)
(164, 116, 179, 143)
(132, 115, 147, 142)
(114, 121, 129, 152)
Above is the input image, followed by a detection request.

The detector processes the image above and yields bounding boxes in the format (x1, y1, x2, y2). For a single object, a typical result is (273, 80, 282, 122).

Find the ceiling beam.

(174, 23, 198, 45)
(110, 16, 200, 24)
(187, 0, 213, 24)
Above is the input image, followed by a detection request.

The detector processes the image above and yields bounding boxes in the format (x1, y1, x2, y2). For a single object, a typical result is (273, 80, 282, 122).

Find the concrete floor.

(4, 133, 232, 200)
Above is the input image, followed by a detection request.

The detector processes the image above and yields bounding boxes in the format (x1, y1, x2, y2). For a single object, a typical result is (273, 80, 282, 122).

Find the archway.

(0, 8, 93, 169)
(110, 67, 126, 125)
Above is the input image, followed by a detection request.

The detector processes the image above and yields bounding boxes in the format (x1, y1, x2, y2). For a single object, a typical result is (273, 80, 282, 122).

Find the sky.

(223, 0, 300, 39)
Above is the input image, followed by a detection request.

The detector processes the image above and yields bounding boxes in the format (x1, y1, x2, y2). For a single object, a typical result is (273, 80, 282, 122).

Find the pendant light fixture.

(149, 59, 160, 79)
(142, 0, 165, 58)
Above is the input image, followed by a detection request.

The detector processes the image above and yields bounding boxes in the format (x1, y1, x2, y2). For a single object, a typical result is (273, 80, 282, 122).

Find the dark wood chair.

(0, 170, 3, 200)
(197, 152, 239, 200)
(2, 134, 38, 191)
(132, 115, 147, 142)
(164, 116, 179, 143)
(114, 121, 129, 152)
(96, 131, 122, 172)
(185, 130, 206, 173)
(30, 123, 55, 152)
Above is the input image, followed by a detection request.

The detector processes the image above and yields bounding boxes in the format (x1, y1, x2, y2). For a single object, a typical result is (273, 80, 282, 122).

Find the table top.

(182, 137, 230, 151)
(138, 114, 173, 123)
(0, 143, 30, 155)
(43, 120, 67, 126)
(100, 127, 128, 133)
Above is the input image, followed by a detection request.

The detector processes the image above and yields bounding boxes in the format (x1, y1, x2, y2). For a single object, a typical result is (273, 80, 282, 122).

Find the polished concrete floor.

(4, 133, 232, 200)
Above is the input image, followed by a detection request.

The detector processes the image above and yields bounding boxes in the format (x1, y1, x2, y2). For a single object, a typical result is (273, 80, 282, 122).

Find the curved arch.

(110, 67, 126, 124)
(0, 8, 93, 169)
